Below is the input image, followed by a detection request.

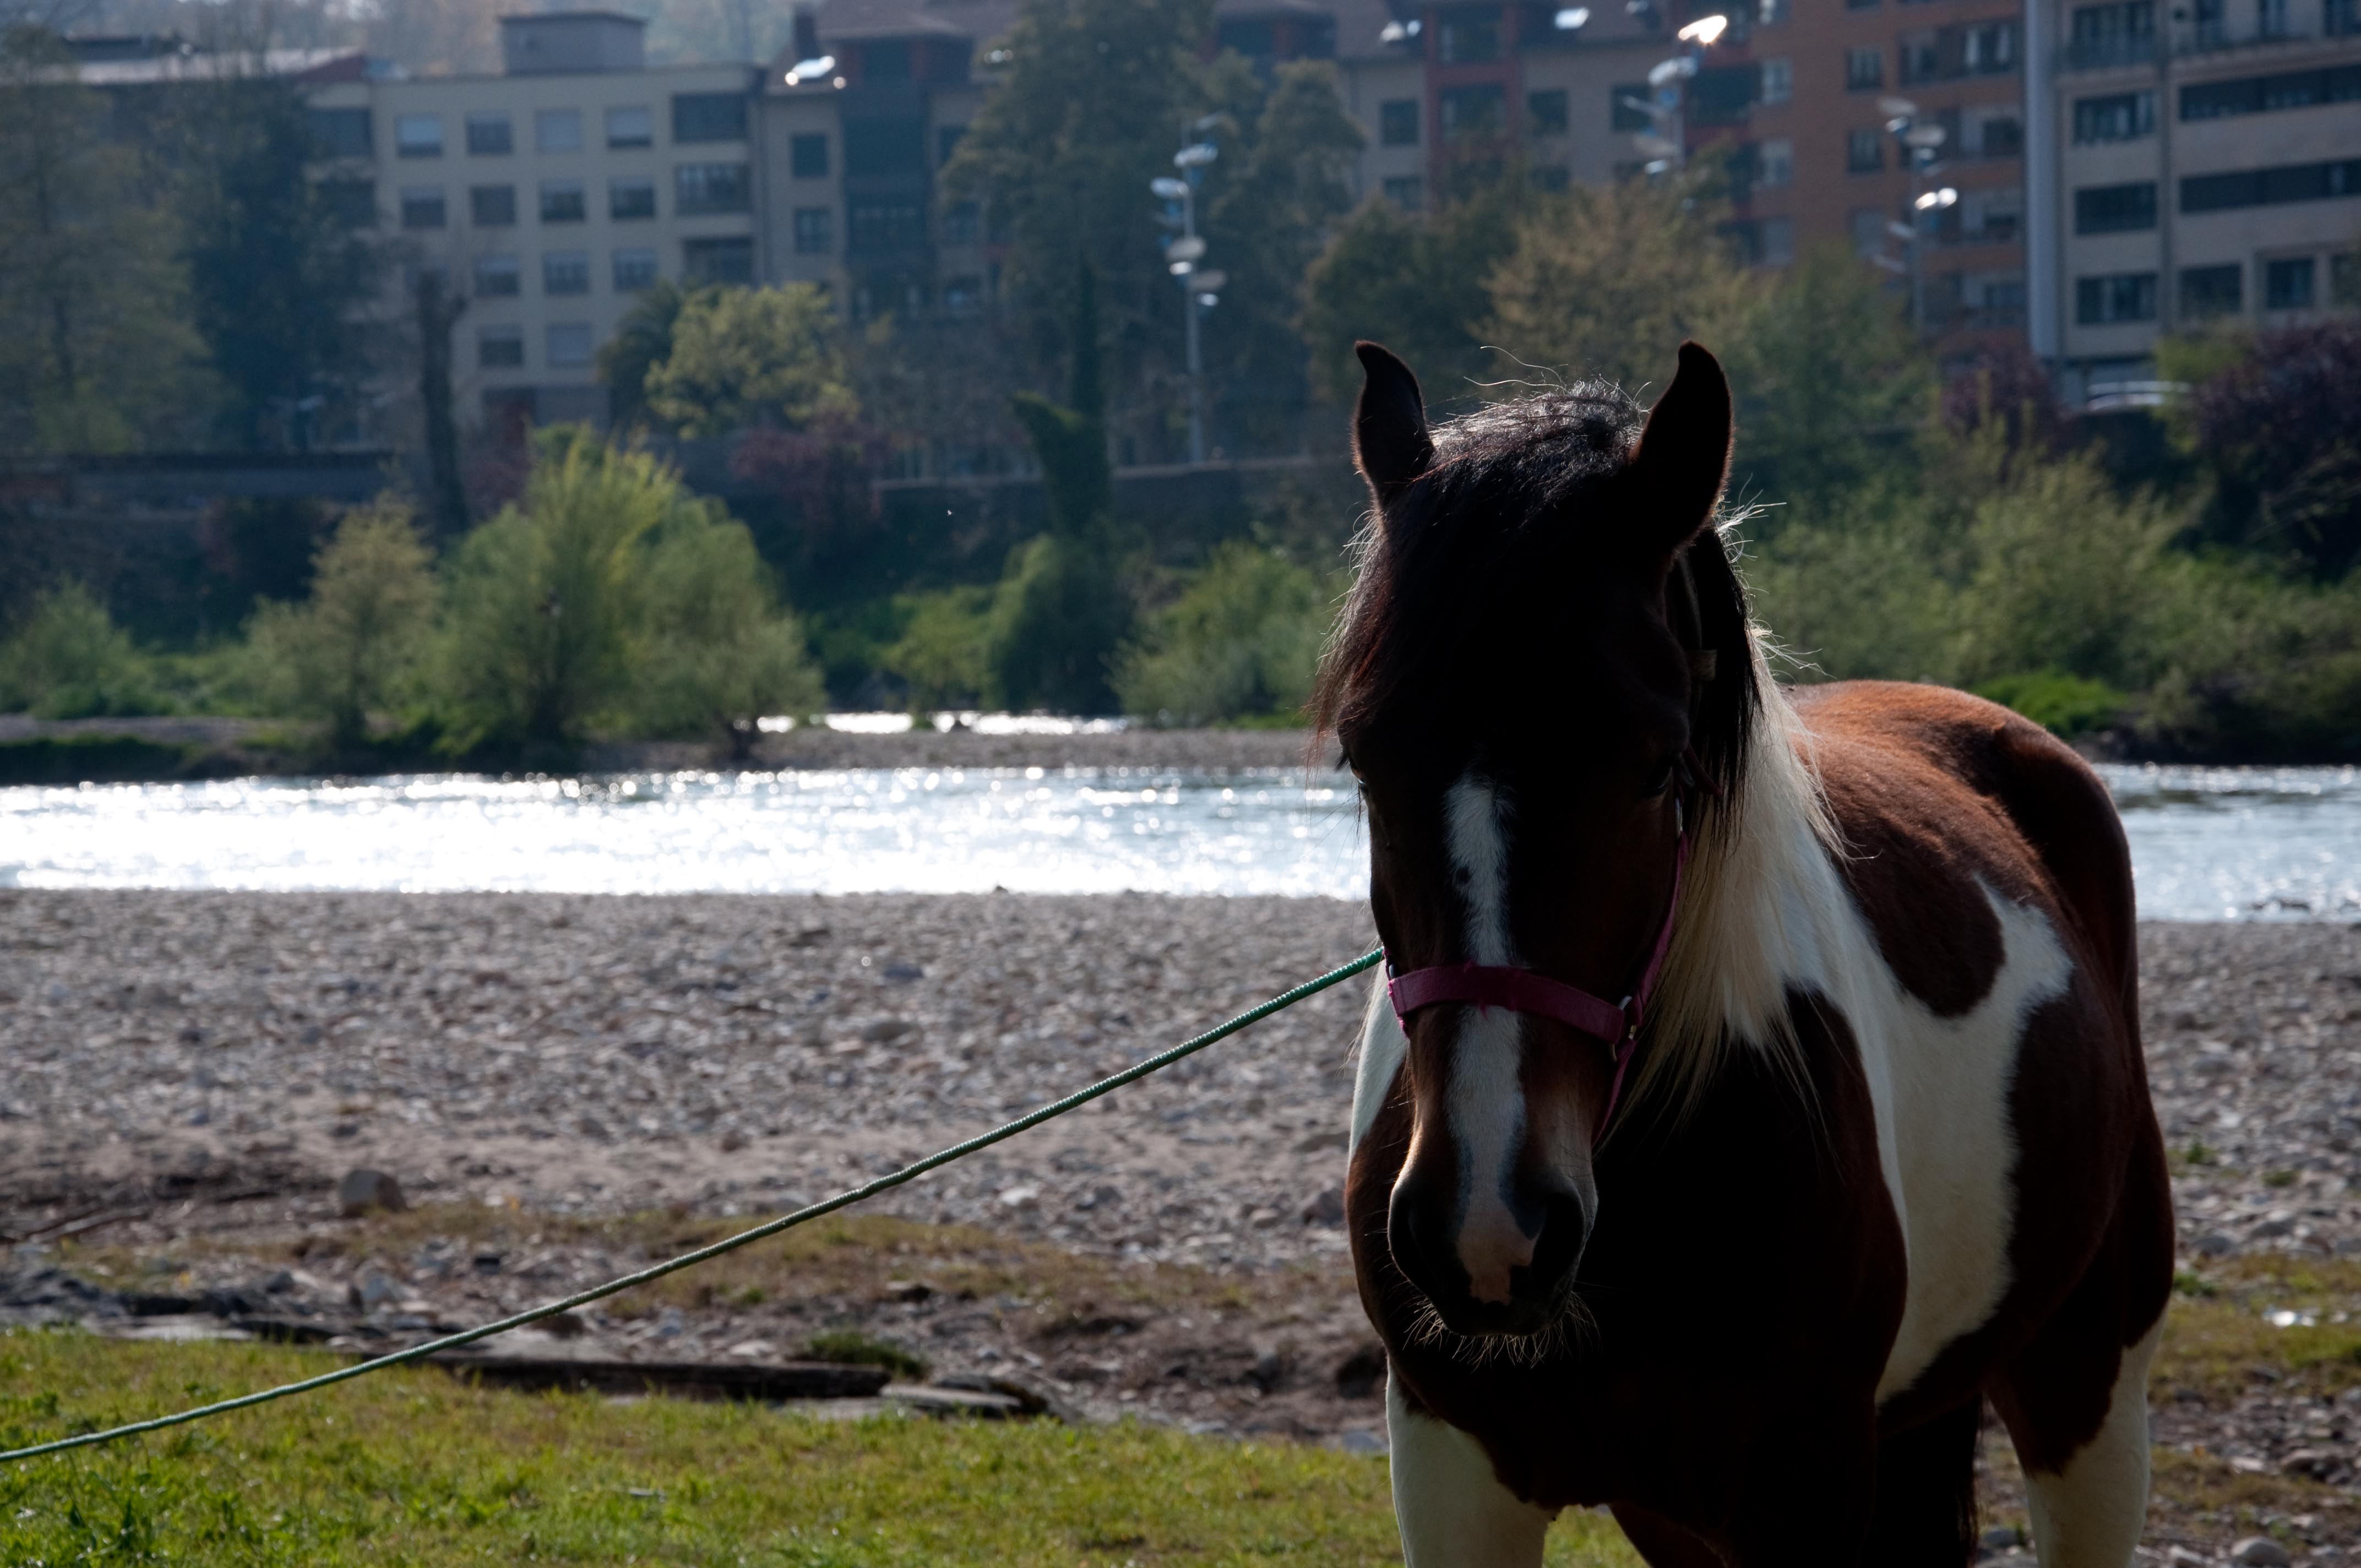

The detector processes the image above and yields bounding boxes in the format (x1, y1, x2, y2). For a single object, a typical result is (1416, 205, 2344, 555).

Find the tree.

(2181, 319, 2361, 579)
(168, 72, 382, 450)
(598, 277, 696, 435)
(414, 268, 470, 538)
(627, 508, 825, 757)
(1302, 182, 1524, 410)
(244, 498, 439, 748)
(642, 282, 855, 438)
(1114, 542, 1326, 724)
(1722, 242, 1933, 519)
(1481, 172, 1756, 399)
(0, 25, 211, 454)
(0, 580, 162, 718)
(434, 429, 684, 750)
(883, 587, 995, 715)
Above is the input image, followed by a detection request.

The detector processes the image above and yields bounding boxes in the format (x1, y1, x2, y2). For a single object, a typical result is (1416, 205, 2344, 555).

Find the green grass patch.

(1, 1330, 1643, 1566)
(2154, 1256, 2361, 1403)
(802, 1331, 928, 1381)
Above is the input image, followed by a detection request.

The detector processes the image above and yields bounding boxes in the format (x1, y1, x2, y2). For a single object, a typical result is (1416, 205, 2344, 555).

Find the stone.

(2232, 1537, 2293, 1567)
(2194, 1231, 2238, 1257)
(338, 1168, 406, 1217)
(860, 1017, 917, 1043)
(1336, 1430, 1387, 1455)
(883, 963, 924, 983)
(999, 1185, 1040, 1210)
(1979, 1526, 2025, 1552)
(1334, 1342, 1386, 1400)
(1301, 1186, 1346, 1226)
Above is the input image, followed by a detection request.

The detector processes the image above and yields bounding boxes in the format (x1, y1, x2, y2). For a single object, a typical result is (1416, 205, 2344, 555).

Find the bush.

(985, 532, 1129, 714)
(0, 580, 164, 718)
(243, 498, 439, 748)
(882, 587, 994, 715)
(625, 507, 825, 755)
(1114, 544, 1329, 726)
(433, 429, 684, 752)
(1973, 671, 2126, 738)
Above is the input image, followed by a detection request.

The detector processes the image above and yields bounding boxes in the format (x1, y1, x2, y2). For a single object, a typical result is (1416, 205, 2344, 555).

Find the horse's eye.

(1642, 758, 1676, 797)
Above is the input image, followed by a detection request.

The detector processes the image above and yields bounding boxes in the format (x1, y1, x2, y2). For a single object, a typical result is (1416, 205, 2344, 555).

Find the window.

(1847, 128, 1885, 172)
(673, 92, 748, 143)
(1758, 0, 1788, 22)
(2194, 0, 2226, 45)
(1966, 186, 2022, 241)
(1851, 207, 1887, 255)
(1759, 58, 1793, 104)
(849, 200, 926, 253)
(790, 133, 828, 178)
(1964, 22, 2015, 73)
(1901, 32, 1940, 83)
(862, 39, 911, 77)
(400, 187, 446, 228)
(2180, 263, 2242, 317)
(2264, 256, 2315, 309)
(613, 248, 658, 291)
(2075, 272, 2157, 323)
(1438, 6, 1500, 62)
(2183, 64, 2361, 119)
(938, 126, 966, 165)
(2069, 2, 2154, 66)
(2257, 0, 2289, 36)
(1217, 18, 1276, 56)
(943, 275, 984, 314)
(610, 178, 656, 220)
(941, 201, 979, 244)
(845, 117, 926, 176)
(2183, 158, 2361, 213)
(1528, 89, 1568, 137)
(2075, 91, 2155, 141)
(320, 180, 376, 228)
(1846, 0, 1878, 9)
(1612, 83, 1653, 131)
(1757, 137, 1794, 187)
(547, 323, 594, 368)
(1979, 275, 2026, 325)
(1761, 216, 1795, 265)
(1383, 175, 1423, 210)
(309, 107, 372, 157)
(2336, 253, 2361, 306)
(480, 327, 525, 368)
(1846, 46, 1884, 89)
(466, 113, 512, 156)
(605, 106, 652, 149)
(535, 109, 583, 154)
(2075, 182, 2156, 233)
(683, 237, 753, 285)
(474, 254, 520, 297)
(794, 206, 834, 253)
(1440, 83, 1506, 138)
(471, 185, 516, 226)
(1977, 115, 2024, 156)
(675, 162, 751, 215)
(1690, 66, 1756, 124)
(540, 181, 587, 222)
(542, 252, 589, 296)
(395, 114, 443, 158)
(2331, 0, 2360, 35)
(1375, 99, 1419, 147)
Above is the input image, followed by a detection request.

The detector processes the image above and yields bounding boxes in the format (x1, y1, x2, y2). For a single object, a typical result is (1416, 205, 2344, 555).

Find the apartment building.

(304, 13, 761, 426)
(2027, 0, 2361, 399)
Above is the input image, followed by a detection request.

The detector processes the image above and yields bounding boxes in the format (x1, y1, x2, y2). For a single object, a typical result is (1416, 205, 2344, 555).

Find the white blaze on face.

(1439, 773, 1536, 1305)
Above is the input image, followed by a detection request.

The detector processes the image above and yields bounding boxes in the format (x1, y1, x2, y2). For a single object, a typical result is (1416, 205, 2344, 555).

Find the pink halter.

(1385, 817, 1690, 1139)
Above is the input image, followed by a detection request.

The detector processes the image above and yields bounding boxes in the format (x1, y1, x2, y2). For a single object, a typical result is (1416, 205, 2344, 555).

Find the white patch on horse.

(1439, 774, 1534, 1306)
(1352, 976, 1408, 1153)
(1387, 1374, 1554, 1568)
(2021, 1321, 2158, 1568)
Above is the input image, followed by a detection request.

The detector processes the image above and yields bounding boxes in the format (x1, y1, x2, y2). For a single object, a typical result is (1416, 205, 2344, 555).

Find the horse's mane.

(1313, 385, 1840, 1128)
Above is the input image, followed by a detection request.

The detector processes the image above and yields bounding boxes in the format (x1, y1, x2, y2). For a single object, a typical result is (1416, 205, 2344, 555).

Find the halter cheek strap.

(1384, 819, 1690, 1140)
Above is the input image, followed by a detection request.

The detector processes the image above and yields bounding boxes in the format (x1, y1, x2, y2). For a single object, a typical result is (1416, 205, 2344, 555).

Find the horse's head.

(1317, 339, 1745, 1340)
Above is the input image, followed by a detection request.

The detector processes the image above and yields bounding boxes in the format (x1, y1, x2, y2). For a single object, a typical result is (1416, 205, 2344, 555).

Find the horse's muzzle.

(1387, 1167, 1592, 1338)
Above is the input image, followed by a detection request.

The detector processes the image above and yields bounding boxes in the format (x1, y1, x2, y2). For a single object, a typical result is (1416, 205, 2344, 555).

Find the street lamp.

(1151, 126, 1221, 465)
(1878, 99, 1952, 334)
(1629, 13, 1726, 173)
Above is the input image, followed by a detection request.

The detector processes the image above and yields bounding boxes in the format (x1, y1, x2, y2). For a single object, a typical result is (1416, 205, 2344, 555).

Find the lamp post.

(1153, 119, 1222, 465)
(1880, 97, 1956, 334)
(1625, 13, 1727, 176)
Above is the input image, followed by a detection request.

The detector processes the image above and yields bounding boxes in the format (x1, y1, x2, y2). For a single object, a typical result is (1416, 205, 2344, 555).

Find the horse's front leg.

(1386, 1376, 1554, 1568)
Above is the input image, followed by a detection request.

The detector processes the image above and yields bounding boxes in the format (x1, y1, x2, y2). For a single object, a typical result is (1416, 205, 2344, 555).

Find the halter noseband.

(1383, 791, 1692, 1140)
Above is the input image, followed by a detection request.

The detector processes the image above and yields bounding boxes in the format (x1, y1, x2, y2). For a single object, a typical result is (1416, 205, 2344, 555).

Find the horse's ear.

(1628, 341, 1733, 559)
(1352, 340, 1433, 504)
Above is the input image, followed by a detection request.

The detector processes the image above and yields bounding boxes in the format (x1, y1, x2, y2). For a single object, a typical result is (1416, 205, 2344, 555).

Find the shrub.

(0, 580, 164, 718)
(882, 587, 994, 715)
(625, 507, 825, 755)
(1115, 544, 1329, 726)
(243, 498, 439, 748)
(985, 533, 1130, 715)
(1972, 671, 2126, 738)
(433, 429, 683, 752)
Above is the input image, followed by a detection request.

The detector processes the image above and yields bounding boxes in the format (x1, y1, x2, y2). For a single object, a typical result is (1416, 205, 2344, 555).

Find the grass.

(0, 1332, 1644, 1567)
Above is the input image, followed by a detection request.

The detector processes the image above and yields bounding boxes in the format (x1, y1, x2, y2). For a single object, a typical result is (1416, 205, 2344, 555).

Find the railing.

(2061, 21, 2330, 70)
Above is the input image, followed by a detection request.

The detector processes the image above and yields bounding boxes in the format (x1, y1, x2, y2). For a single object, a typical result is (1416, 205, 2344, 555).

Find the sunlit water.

(2, 764, 2355, 921)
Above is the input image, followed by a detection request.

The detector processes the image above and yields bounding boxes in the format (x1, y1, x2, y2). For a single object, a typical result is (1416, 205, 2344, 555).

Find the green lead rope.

(1, 947, 1385, 1466)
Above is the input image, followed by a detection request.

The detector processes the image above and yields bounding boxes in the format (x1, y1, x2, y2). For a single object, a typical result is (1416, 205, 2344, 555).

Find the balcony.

(2061, 21, 2334, 71)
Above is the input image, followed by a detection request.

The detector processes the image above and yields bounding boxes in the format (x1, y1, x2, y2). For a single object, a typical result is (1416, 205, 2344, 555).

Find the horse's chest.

(1838, 890, 2074, 1403)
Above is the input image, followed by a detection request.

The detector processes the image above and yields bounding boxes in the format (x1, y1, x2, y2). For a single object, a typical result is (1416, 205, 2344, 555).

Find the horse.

(1316, 339, 2173, 1567)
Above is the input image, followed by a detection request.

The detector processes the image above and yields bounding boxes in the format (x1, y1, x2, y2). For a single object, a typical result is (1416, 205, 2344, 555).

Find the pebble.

(2232, 1538, 2293, 1568)
(338, 1168, 406, 1217)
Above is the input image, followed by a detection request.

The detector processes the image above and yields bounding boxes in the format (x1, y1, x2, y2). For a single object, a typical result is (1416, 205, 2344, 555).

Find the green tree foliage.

(627, 507, 826, 756)
(598, 277, 695, 435)
(434, 429, 685, 750)
(1481, 173, 1757, 397)
(0, 580, 163, 718)
(642, 283, 854, 438)
(882, 587, 996, 715)
(1115, 543, 1327, 725)
(942, 0, 1212, 397)
(170, 74, 381, 450)
(1722, 243, 1932, 519)
(243, 499, 439, 749)
(1301, 181, 1524, 409)
(0, 26, 212, 454)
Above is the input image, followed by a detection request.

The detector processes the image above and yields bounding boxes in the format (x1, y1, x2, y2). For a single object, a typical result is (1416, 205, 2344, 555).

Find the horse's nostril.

(1526, 1185, 1592, 1294)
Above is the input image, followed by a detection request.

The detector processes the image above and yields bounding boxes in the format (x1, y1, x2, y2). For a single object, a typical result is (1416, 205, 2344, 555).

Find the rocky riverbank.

(3, 892, 2357, 1558)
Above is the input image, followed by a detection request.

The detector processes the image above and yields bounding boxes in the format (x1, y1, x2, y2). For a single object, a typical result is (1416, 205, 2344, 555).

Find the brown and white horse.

(1319, 340, 2173, 1567)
